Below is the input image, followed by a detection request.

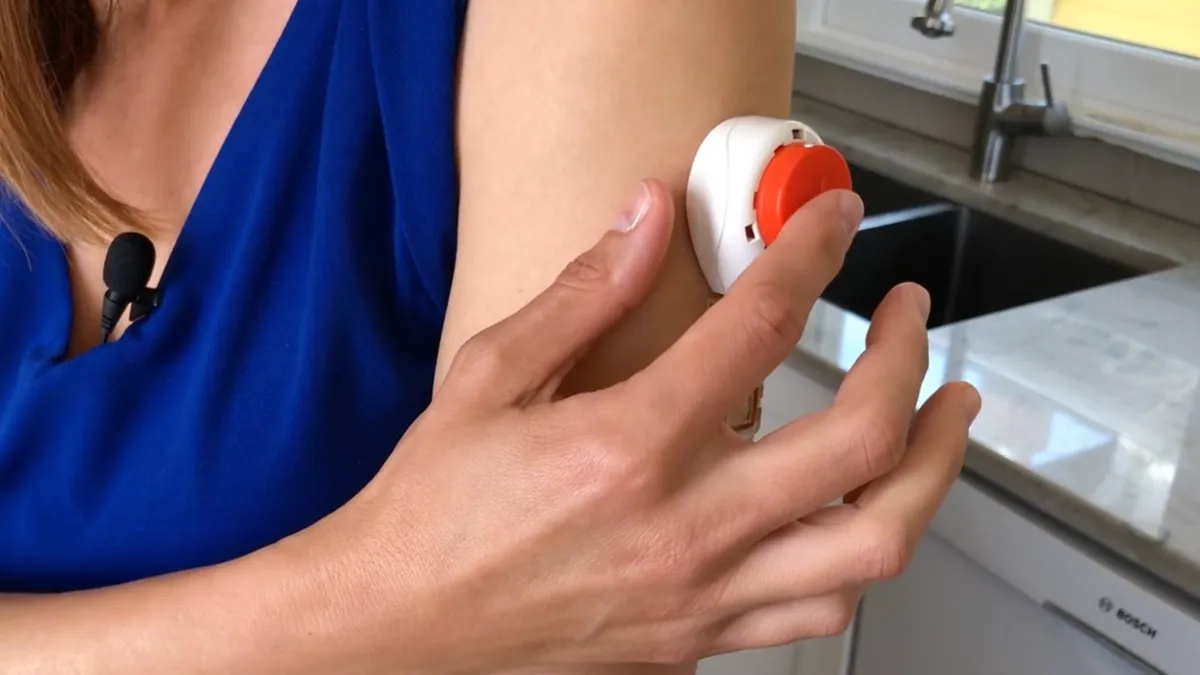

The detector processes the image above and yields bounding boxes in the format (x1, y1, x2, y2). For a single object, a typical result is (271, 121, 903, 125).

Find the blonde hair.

(0, 0, 140, 243)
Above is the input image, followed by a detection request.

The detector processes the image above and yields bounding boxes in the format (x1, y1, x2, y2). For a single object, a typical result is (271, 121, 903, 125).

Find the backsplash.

(792, 54, 1200, 229)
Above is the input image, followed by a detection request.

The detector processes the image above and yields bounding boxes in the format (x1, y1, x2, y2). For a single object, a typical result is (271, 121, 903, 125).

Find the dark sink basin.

(821, 206, 1144, 328)
(849, 164, 943, 217)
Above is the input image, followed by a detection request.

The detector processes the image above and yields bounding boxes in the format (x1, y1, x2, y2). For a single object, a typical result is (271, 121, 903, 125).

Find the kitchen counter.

(787, 97, 1200, 608)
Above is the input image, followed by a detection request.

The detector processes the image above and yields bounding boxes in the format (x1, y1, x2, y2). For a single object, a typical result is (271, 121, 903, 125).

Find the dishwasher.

(845, 476, 1200, 674)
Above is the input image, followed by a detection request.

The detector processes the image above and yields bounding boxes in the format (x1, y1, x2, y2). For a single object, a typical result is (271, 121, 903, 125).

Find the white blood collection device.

(686, 116, 852, 295)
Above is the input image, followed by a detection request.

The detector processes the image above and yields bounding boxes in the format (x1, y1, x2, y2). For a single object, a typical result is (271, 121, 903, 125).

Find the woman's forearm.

(0, 542, 348, 674)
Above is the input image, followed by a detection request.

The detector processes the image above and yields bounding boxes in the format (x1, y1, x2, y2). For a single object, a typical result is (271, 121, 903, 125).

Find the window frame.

(795, 0, 1200, 171)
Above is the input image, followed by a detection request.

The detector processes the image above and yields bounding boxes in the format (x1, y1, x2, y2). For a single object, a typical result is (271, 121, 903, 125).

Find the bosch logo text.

(1116, 609, 1157, 638)
(1099, 598, 1157, 639)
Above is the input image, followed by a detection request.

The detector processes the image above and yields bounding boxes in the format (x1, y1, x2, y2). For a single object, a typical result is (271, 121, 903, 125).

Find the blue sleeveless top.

(0, 0, 467, 592)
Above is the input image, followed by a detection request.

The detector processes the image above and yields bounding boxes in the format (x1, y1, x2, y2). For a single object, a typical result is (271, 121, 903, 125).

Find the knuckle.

(742, 283, 804, 350)
(555, 250, 642, 316)
(563, 420, 659, 505)
(860, 519, 913, 580)
(651, 629, 715, 664)
(845, 413, 905, 477)
(811, 598, 858, 638)
(556, 250, 615, 293)
(642, 537, 696, 584)
(571, 437, 643, 496)
(657, 541, 713, 595)
(628, 524, 707, 594)
(449, 330, 509, 384)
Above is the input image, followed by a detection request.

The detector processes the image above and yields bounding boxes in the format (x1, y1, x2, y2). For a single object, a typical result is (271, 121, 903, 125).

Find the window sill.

(789, 95, 1200, 268)
(795, 16, 1200, 174)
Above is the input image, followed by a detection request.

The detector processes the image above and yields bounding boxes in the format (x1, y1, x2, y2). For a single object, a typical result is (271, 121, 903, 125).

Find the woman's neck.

(91, 1, 189, 32)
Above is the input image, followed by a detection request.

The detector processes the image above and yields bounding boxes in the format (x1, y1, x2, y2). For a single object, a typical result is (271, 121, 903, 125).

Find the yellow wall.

(1052, 0, 1200, 58)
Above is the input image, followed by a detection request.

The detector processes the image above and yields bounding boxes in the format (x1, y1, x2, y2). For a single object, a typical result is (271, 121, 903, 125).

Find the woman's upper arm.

(437, 0, 798, 390)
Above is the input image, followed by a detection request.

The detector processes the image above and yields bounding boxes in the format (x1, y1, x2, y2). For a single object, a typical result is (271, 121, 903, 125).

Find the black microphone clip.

(100, 232, 161, 344)
(128, 288, 162, 323)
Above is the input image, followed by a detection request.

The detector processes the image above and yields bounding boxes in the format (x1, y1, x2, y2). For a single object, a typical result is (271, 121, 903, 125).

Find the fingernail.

(911, 285, 931, 321)
(963, 385, 982, 421)
(838, 191, 864, 234)
(616, 182, 652, 232)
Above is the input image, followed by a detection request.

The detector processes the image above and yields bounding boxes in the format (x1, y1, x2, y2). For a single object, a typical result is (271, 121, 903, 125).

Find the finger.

(836, 282, 932, 505)
(633, 189, 863, 434)
(690, 283, 931, 538)
(710, 586, 863, 655)
(442, 180, 674, 407)
(828, 281, 931, 452)
(714, 382, 979, 609)
(851, 380, 979, 515)
(710, 506, 861, 611)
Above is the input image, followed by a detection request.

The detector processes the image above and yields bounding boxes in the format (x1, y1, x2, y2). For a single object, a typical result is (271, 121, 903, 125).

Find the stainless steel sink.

(823, 166, 1153, 328)
(850, 164, 942, 217)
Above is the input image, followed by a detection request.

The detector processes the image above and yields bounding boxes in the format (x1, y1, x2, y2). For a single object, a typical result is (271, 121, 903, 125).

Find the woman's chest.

(58, 0, 301, 354)
(0, 230, 442, 592)
(0, 147, 448, 592)
(0, 0, 465, 594)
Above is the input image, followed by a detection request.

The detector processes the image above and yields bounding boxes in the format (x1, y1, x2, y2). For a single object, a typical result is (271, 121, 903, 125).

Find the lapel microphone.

(100, 232, 161, 344)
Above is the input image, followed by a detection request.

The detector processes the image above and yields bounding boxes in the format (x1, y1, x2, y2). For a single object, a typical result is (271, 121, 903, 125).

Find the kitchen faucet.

(910, 0, 956, 37)
(911, 0, 1070, 182)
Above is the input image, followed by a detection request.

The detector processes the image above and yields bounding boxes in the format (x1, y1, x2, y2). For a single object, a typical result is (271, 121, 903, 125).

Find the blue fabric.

(0, 0, 467, 592)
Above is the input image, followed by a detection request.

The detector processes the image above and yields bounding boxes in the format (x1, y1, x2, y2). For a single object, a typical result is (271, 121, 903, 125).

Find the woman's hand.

(294, 181, 979, 674)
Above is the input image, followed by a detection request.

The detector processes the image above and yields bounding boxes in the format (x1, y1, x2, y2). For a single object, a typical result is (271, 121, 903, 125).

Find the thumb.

(442, 179, 675, 406)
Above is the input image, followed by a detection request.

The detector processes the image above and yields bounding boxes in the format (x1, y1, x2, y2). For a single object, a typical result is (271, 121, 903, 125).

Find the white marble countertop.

(787, 98, 1200, 606)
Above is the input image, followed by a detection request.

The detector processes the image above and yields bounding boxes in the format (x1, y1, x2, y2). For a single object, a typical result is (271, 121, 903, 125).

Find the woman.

(0, 0, 980, 672)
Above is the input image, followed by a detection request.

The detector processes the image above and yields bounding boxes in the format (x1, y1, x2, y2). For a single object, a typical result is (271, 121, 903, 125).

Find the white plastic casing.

(686, 116, 824, 295)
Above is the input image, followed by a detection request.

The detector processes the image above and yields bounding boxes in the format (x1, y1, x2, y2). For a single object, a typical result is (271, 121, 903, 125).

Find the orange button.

(753, 143, 852, 246)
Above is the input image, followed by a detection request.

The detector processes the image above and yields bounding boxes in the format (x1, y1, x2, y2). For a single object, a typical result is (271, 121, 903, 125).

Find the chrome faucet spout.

(911, 0, 956, 38)
(992, 0, 1026, 84)
(910, 0, 1071, 183)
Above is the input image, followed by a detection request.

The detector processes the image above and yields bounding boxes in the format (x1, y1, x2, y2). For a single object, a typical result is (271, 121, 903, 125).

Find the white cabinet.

(698, 647, 797, 675)
(848, 478, 1199, 674)
(851, 532, 1152, 675)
